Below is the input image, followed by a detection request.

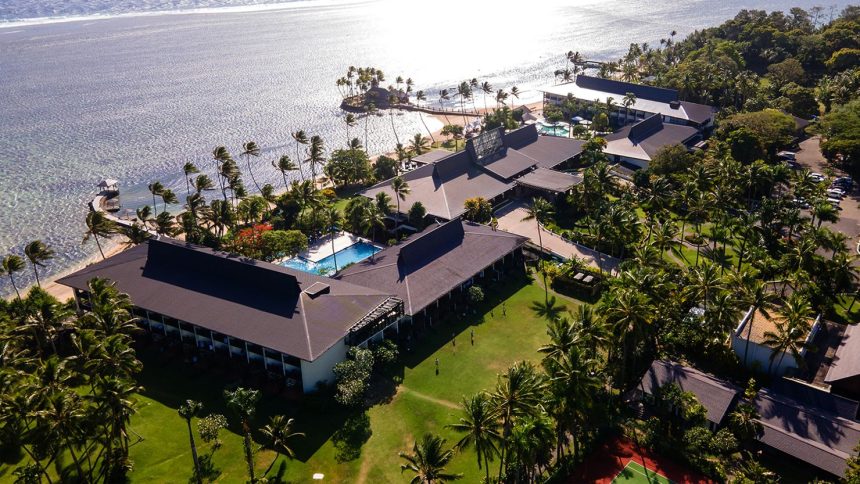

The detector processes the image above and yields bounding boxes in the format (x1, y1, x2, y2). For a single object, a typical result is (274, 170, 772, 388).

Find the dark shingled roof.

(411, 149, 450, 165)
(772, 378, 859, 421)
(755, 388, 860, 477)
(57, 238, 395, 361)
(575, 75, 680, 104)
(638, 360, 740, 425)
(604, 115, 699, 162)
(361, 125, 584, 219)
(516, 168, 583, 193)
(362, 151, 513, 220)
(336, 220, 527, 316)
(826, 323, 860, 384)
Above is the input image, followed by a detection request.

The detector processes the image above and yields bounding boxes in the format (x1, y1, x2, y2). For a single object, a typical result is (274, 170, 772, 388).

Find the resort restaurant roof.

(362, 125, 585, 220)
(603, 115, 699, 162)
(755, 388, 860, 477)
(515, 167, 583, 193)
(57, 238, 396, 361)
(363, 150, 514, 220)
(826, 323, 860, 384)
(336, 220, 527, 316)
(411, 149, 450, 166)
(637, 360, 741, 426)
(539, 75, 715, 125)
(736, 307, 817, 346)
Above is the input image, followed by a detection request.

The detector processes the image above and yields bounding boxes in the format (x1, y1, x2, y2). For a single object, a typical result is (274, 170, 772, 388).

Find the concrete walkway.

(495, 202, 621, 274)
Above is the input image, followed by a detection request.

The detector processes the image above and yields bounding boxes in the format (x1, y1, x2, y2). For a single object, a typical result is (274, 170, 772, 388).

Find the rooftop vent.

(304, 282, 330, 298)
(669, 100, 681, 110)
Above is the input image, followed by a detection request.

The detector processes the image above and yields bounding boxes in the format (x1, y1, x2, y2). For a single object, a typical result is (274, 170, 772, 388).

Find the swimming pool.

(537, 122, 569, 137)
(280, 241, 381, 276)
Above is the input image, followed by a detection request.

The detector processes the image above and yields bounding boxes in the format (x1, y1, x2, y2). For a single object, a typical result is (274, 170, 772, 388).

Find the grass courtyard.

(122, 277, 571, 482)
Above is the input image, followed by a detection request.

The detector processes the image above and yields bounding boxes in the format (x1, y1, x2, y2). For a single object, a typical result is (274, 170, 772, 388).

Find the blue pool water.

(281, 242, 381, 276)
(538, 123, 570, 137)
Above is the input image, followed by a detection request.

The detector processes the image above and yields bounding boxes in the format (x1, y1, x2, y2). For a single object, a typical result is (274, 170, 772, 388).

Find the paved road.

(495, 202, 621, 274)
(795, 136, 860, 257)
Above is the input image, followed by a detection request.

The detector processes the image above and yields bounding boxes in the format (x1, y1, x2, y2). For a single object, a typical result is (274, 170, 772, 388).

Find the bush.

(467, 285, 484, 305)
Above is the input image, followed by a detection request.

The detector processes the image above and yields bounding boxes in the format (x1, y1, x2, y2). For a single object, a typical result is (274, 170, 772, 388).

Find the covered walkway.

(494, 201, 620, 274)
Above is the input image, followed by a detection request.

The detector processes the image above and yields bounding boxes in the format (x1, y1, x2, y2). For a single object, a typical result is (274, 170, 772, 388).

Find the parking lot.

(794, 136, 860, 258)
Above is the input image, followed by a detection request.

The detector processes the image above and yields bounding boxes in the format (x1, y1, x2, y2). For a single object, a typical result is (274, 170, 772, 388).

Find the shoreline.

(23, 101, 546, 303)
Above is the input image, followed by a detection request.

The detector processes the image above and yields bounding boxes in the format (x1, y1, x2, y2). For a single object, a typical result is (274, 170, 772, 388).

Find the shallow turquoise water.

(281, 242, 380, 276)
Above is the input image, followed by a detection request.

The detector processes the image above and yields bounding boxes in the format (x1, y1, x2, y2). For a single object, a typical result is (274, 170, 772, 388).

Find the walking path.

(494, 202, 621, 275)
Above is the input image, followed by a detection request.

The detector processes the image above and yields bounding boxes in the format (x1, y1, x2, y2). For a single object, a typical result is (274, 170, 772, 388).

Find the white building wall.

(300, 338, 348, 393)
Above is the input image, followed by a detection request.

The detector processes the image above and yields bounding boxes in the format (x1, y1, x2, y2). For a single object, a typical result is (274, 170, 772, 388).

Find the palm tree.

(409, 133, 430, 157)
(469, 78, 480, 113)
(325, 205, 342, 272)
(391, 176, 410, 234)
(491, 361, 545, 478)
(194, 174, 215, 195)
(161, 188, 179, 210)
(762, 319, 809, 376)
(136, 205, 153, 229)
(224, 387, 261, 483)
(345, 113, 357, 147)
(363, 103, 376, 151)
(292, 130, 309, 182)
(83, 210, 117, 260)
(456, 81, 472, 126)
(148, 181, 165, 213)
(178, 400, 204, 483)
(399, 433, 463, 483)
(273, 155, 298, 190)
(388, 93, 402, 147)
(242, 141, 263, 194)
(438, 89, 451, 124)
(361, 205, 386, 252)
(480, 81, 493, 112)
(260, 415, 304, 476)
(446, 393, 500, 482)
(495, 89, 508, 110)
(521, 198, 555, 301)
(510, 86, 520, 112)
(621, 91, 637, 124)
(414, 90, 436, 144)
(24, 240, 54, 288)
(1, 254, 25, 299)
(183, 162, 200, 197)
(308, 135, 326, 184)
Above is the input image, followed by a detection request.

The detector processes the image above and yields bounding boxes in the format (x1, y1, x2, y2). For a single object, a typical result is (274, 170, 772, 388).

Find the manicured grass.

(122, 278, 568, 483)
(832, 295, 860, 325)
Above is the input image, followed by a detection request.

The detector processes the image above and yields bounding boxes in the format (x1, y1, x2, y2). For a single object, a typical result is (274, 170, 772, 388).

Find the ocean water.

(0, 0, 850, 296)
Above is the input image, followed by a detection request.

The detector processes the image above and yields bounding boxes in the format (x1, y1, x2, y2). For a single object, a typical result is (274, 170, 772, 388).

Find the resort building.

(337, 219, 528, 323)
(539, 75, 716, 130)
(362, 124, 585, 222)
(631, 360, 741, 431)
(57, 237, 404, 393)
(602, 114, 700, 169)
(731, 307, 821, 376)
(823, 324, 860, 399)
(634, 360, 860, 478)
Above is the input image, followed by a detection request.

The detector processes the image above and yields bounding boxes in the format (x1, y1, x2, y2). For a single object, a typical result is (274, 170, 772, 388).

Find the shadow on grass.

(398, 275, 531, 371)
(134, 348, 352, 463)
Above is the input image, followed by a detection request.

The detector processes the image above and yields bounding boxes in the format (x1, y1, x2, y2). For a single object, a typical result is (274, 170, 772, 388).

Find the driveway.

(495, 202, 621, 274)
(794, 136, 860, 257)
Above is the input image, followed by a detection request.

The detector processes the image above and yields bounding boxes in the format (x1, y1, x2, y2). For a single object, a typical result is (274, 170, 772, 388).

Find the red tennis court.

(565, 437, 715, 483)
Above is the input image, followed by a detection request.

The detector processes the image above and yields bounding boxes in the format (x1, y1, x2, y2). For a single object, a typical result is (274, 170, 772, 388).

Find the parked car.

(810, 173, 826, 183)
(827, 189, 845, 198)
(827, 197, 842, 208)
(793, 198, 811, 209)
(778, 151, 797, 160)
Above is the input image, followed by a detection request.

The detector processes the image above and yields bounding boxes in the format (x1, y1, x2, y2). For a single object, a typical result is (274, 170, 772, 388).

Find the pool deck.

(300, 232, 372, 262)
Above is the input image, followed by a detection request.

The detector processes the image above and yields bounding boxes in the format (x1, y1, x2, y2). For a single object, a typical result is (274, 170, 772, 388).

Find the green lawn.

(120, 278, 569, 483)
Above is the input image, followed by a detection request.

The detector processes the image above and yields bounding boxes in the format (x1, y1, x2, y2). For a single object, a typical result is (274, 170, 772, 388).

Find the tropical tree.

(521, 198, 555, 300)
(260, 415, 304, 476)
(1, 254, 25, 299)
(224, 387, 261, 483)
(308, 135, 326, 183)
(325, 205, 342, 272)
(183, 162, 200, 197)
(178, 400, 204, 483)
(510, 86, 520, 113)
(399, 433, 463, 483)
(273, 154, 298, 190)
(83, 210, 117, 260)
(242, 141, 263, 194)
(409, 133, 430, 157)
(344, 113, 357, 147)
(292, 130, 309, 182)
(446, 393, 500, 482)
(621, 91, 637, 124)
(24, 240, 54, 288)
(415, 90, 436, 143)
(391, 176, 410, 233)
(147, 181, 164, 213)
(361, 205, 386, 251)
(491, 361, 545, 477)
